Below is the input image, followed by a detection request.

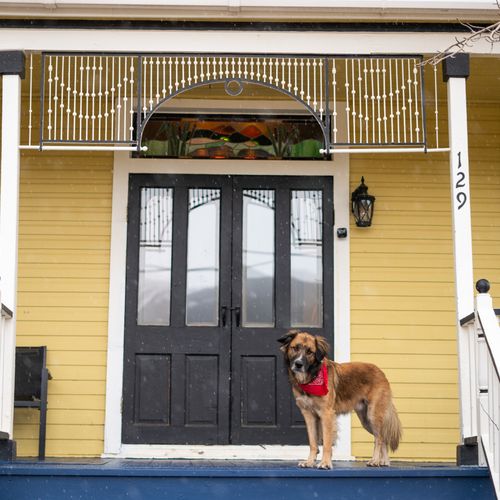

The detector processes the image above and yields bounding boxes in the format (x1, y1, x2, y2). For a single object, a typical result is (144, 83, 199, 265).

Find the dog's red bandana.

(299, 362, 328, 396)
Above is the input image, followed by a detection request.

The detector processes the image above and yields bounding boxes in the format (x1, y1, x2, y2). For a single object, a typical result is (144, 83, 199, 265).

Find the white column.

(0, 74, 22, 437)
(447, 74, 475, 440)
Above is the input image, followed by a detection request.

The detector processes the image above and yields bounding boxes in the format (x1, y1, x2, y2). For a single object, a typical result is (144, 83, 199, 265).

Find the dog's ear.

(277, 330, 299, 352)
(315, 336, 330, 363)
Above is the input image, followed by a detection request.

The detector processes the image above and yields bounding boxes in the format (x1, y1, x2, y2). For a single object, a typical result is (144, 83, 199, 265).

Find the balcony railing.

(20, 52, 448, 154)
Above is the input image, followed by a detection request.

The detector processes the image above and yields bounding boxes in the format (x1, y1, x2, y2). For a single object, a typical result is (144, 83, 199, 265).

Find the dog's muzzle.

(292, 356, 306, 373)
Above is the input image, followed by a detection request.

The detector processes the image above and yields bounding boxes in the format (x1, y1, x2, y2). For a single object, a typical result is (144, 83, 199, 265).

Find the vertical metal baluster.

(300, 59, 304, 104)
(306, 59, 311, 107)
(53, 56, 59, 140)
(156, 57, 161, 104)
(187, 57, 192, 86)
(162, 57, 167, 98)
(370, 58, 375, 143)
(389, 59, 394, 144)
(181, 57, 185, 89)
(344, 59, 350, 144)
(376, 58, 381, 144)
(250, 57, 254, 80)
(401, 59, 407, 143)
(231, 57, 235, 79)
(85, 56, 90, 141)
(117, 57, 122, 141)
(122, 56, 128, 142)
(319, 59, 323, 120)
(364, 58, 369, 143)
(129, 58, 135, 142)
(104, 57, 109, 142)
(111, 57, 115, 141)
(413, 59, 420, 143)
(193, 57, 197, 85)
(60, 56, 65, 141)
(28, 53, 33, 146)
(174, 57, 179, 92)
(357, 59, 362, 143)
(433, 64, 439, 148)
(79, 56, 84, 141)
(73, 56, 78, 141)
(293, 58, 298, 96)
(91, 56, 96, 141)
(332, 59, 337, 144)
(351, 59, 356, 143)
(256, 58, 261, 82)
(395, 58, 401, 143)
(98, 56, 102, 142)
(313, 59, 317, 113)
(149, 57, 154, 110)
(382, 58, 388, 144)
(407, 59, 413, 143)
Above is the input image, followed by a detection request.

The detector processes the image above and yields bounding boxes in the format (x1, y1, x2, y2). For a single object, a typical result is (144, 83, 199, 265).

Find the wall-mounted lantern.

(351, 176, 375, 227)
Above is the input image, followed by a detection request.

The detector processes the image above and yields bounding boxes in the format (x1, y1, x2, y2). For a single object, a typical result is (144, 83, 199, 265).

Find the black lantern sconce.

(351, 177, 375, 227)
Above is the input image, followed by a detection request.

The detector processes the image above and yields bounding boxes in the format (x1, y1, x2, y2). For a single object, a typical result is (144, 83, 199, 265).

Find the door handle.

(221, 306, 229, 327)
(231, 306, 241, 328)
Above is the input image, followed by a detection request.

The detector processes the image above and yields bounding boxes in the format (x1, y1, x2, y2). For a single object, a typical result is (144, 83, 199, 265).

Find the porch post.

(443, 54, 476, 456)
(0, 51, 24, 459)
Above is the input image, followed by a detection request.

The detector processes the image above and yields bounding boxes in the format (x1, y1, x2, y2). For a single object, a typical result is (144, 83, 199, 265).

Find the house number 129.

(456, 151, 467, 210)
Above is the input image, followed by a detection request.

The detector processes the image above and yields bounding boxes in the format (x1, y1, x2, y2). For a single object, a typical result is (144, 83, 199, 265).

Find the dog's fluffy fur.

(278, 330, 402, 469)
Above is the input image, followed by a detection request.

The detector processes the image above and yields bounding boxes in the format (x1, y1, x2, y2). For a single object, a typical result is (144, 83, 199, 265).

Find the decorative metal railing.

(21, 52, 447, 154)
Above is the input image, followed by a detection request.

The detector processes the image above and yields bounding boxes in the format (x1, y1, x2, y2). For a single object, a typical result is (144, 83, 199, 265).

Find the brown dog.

(278, 330, 402, 469)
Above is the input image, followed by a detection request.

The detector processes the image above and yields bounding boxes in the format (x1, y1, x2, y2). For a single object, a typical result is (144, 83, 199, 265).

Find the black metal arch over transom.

(136, 77, 330, 152)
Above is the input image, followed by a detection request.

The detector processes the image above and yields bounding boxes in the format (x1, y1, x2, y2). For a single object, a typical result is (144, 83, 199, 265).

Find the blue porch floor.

(0, 458, 494, 500)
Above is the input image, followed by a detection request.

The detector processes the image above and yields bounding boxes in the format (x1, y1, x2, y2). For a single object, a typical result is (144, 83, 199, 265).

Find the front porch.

(0, 458, 494, 500)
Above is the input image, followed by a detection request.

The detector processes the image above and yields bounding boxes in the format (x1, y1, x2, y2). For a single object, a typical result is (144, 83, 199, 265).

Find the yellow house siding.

(350, 150, 458, 461)
(469, 102, 500, 301)
(14, 150, 112, 457)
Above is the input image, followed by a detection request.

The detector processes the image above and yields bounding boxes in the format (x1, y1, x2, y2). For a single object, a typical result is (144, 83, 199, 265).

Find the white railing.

(0, 289, 13, 437)
(471, 280, 500, 497)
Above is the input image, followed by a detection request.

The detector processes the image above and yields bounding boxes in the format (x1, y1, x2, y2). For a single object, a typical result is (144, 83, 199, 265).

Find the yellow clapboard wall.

(12, 59, 500, 460)
(14, 148, 112, 457)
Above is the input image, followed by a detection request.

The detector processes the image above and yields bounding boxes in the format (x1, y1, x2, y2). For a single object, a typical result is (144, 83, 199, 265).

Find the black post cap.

(476, 279, 490, 294)
(442, 53, 470, 82)
(0, 51, 25, 79)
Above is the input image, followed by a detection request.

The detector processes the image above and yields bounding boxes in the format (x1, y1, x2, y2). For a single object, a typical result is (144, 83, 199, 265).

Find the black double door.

(122, 174, 333, 445)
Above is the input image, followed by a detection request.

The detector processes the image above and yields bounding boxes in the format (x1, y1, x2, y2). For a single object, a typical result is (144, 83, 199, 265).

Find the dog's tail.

(382, 401, 402, 452)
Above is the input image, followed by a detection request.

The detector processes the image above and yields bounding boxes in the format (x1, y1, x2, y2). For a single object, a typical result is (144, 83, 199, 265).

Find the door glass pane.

(137, 188, 173, 325)
(242, 190, 275, 327)
(290, 190, 323, 327)
(186, 189, 220, 326)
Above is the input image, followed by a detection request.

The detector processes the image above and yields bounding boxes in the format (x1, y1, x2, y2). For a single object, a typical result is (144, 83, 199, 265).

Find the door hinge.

(120, 397, 123, 414)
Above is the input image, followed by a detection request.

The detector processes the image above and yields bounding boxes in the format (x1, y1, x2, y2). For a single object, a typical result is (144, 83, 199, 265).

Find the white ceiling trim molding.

(0, 1, 497, 22)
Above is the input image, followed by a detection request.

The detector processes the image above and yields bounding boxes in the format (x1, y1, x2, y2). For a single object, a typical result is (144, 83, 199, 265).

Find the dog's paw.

(367, 460, 389, 467)
(317, 461, 332, 470)
(298, 460, 316, 468)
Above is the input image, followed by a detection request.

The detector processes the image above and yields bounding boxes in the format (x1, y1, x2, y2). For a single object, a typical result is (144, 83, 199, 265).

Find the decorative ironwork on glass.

(137, 188, 173, 326)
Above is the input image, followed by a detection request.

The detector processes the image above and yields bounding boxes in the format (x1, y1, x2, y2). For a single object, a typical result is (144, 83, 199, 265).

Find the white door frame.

(103, 101, 352, 460)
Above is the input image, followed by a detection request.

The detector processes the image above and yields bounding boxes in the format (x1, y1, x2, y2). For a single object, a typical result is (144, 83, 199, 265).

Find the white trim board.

(1, 29, 499, 56)
(108, 445, 353, 461)
(104, 110, 351, 459)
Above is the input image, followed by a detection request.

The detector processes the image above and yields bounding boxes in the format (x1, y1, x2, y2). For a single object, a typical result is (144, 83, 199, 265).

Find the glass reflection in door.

(185, 189, 221, 326)
(290, 190, 323, 327)
(137, 188, 174, 326)
(242, 190, 275, 327)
